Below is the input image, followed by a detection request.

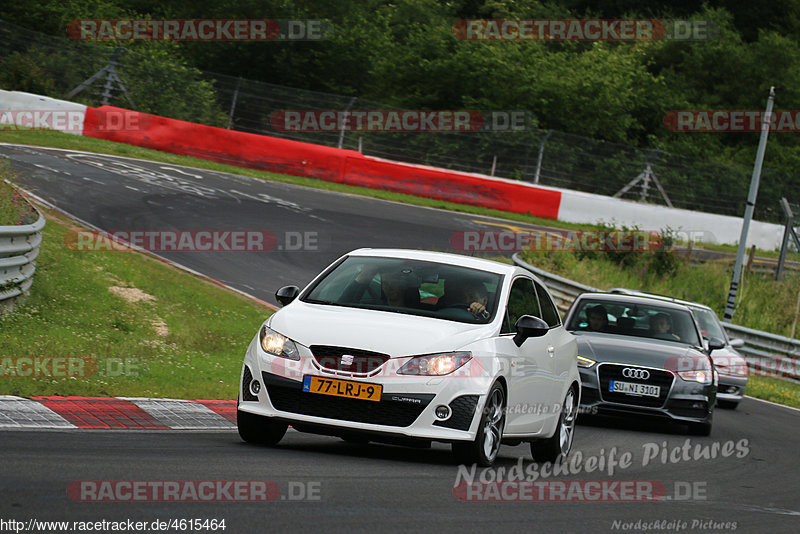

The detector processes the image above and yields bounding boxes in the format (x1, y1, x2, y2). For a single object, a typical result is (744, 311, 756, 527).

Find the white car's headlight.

(259, 326, 300, 360)
(397, 351, 472, 376)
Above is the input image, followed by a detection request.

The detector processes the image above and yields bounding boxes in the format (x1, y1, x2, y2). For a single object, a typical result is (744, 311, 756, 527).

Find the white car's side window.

(501, 277, 540, 334)
(534, 280, 561, 327)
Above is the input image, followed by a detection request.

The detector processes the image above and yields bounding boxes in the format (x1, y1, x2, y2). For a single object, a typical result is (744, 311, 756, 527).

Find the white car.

(237, 249, 580, 466)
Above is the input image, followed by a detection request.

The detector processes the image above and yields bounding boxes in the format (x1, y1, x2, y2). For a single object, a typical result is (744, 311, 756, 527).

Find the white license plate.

(609, 380, 660, 397)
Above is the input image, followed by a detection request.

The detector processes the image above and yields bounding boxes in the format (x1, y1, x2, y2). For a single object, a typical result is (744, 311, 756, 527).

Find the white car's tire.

(237, 410, 288, 445)
(531, 385, 578, 463)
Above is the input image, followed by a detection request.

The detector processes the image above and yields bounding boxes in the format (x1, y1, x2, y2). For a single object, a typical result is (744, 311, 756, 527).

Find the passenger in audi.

(586, 305, 610, 332)
(650, 312, 680, 341)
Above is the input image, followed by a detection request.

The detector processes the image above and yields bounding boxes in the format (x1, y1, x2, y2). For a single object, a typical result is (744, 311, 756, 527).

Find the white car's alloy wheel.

(452, 382, 506, 466)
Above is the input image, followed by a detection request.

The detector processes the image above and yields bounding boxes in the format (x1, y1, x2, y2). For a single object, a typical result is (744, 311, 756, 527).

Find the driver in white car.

(439, 278, 489, 319)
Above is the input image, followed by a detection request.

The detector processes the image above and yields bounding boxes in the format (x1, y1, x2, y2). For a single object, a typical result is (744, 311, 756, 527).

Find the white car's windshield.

(302, 256, 503, 323)
(568, 299, 701, 346)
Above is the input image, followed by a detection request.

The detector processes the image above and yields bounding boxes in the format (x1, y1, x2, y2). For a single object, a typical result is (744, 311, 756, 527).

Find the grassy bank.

(746, 376, 800, 410)
(0, 172, 36, 225)
(0, 203, 272, 399)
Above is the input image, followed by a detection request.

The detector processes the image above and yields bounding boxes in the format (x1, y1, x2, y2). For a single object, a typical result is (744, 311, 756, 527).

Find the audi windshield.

(567, 298, 701, 346)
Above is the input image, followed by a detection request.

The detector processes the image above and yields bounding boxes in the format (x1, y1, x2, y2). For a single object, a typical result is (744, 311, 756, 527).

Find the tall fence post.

(776, 197, 800, 281)
(533, 129, 552, 184)
(337, 97, 357, 150)
(724, 86, 776, 323)
(226, 76, 242, 130)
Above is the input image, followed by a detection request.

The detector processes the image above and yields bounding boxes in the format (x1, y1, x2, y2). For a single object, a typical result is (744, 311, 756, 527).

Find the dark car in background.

(564, 293, 718, 435)
(609, 289, 748, 409)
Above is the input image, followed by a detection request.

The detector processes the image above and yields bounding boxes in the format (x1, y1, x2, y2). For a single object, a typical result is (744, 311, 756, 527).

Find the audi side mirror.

(707, 337, 725, 353)
(275, 285, 300, 306)
(513, 315, 549, 347)
(729, 338, 745, 348)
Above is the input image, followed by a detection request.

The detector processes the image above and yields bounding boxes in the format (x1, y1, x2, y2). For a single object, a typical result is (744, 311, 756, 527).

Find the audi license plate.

(302, 376, 382, 402)
(609, 380, 660, 397)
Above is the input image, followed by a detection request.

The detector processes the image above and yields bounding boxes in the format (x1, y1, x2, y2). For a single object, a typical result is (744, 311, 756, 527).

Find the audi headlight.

(259, 326, 299, 360)
(577, 355, 596, 368)
(677, 366, 712, 384)
(397, 352, 472, 376)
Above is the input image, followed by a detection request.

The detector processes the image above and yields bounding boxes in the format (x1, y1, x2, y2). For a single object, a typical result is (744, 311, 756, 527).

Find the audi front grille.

(598, 363, 674, 408)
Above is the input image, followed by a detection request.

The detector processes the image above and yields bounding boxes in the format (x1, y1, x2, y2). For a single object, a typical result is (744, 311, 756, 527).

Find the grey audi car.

(608, 289, 748, 409)
(564, 293, 718, 435)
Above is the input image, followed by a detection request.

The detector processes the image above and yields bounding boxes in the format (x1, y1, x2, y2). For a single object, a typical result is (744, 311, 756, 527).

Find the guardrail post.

(0, 197, 46, 313)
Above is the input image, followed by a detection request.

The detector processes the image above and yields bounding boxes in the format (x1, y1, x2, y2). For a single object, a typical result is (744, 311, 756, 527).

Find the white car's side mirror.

(513, 315, 549, 347)
(275, 285, 300, 306)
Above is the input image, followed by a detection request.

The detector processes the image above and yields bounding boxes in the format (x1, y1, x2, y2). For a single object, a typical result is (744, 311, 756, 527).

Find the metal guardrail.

(513, 253, 800, 382)
(0, 206, 45, 310)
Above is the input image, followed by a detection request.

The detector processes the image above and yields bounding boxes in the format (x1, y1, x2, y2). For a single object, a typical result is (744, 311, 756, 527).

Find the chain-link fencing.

(1, 18, 797, 223)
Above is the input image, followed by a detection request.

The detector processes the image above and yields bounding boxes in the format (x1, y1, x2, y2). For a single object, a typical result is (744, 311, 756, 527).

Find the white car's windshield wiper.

(303, 298, 340, 306)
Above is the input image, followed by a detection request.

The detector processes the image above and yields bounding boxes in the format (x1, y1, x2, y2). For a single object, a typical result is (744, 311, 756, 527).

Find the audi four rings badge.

(622, 368, 650, 380)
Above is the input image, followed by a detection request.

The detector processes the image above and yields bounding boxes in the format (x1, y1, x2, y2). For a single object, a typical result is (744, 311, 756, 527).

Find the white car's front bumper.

(238, 338, 496, 443)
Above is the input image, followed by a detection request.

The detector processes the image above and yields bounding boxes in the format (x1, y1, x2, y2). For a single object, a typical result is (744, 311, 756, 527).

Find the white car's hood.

(269, 300, 496, 356)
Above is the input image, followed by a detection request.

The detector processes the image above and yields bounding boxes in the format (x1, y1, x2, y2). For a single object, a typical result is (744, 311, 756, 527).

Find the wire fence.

(1, 18, 798, 224)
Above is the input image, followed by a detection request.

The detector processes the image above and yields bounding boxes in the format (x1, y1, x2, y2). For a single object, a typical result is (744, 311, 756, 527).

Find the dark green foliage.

(3, 1, 800, 216)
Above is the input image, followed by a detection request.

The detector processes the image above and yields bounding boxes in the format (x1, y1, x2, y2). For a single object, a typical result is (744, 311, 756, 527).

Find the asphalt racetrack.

(1, 144, 799, 533)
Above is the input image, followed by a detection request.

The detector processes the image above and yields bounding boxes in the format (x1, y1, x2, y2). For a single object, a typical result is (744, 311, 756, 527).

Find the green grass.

(747, 375, 800, 409)
(0, 206, 273, 399)
(0, 168, 36, 226)
(0, 129, 596, 231)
